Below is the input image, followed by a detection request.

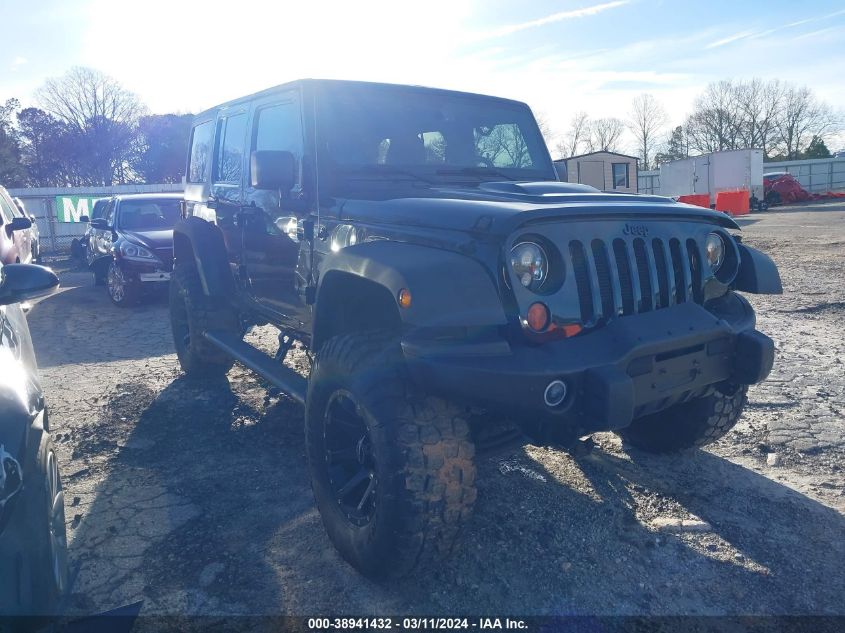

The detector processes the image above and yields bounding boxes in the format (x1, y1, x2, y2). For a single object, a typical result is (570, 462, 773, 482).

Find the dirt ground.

(25, 200, 845, 619)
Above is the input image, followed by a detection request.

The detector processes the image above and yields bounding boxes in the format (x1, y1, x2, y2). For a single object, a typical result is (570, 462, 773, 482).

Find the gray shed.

(554, 151, 639, 193)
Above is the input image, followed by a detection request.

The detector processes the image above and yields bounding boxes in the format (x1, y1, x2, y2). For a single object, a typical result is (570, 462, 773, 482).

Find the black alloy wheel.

(323, 390, 378, 526)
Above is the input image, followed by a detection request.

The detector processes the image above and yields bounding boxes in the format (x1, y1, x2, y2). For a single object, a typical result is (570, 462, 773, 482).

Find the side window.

(215, 113, 248, 183)
(105, 200, 116, 226)
(91, 200, 105, 220)
(252, 100, 303, 179)
(188, 120, 214, 183)
(612, 163, 629, 189)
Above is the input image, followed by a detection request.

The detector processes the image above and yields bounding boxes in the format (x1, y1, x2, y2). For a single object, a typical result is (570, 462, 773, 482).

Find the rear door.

(210, 108, 249, 280)
(241, 91, 309, 331)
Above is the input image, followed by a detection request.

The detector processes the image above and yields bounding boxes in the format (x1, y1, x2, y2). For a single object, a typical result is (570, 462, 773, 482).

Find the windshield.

(117, 199, 181, 230)
(316, 84, 555, 185)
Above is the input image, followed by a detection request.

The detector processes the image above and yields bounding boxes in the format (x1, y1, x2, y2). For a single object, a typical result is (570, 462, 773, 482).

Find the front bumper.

(403, 293, 773, 434)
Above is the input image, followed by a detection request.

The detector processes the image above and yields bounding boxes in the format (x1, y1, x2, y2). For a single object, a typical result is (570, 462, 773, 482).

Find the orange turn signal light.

(526, 302, 550, 332)
(398, 288, 412, 309)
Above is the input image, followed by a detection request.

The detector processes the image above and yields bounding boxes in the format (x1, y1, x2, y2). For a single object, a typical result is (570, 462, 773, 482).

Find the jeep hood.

(338, 181, 739, 234)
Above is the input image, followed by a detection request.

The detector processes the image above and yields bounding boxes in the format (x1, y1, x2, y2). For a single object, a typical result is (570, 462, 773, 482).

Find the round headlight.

(510, 242, 548, 290)
(705, 233, 725, 272)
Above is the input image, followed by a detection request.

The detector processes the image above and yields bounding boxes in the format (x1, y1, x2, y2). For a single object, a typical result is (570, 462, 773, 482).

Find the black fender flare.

(172, 217, 234, 297)
(734, 243, 783, 294)
(314, 241, 507, 336)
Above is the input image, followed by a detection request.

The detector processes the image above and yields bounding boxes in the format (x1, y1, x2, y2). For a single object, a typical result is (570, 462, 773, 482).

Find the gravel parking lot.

(26, 201, 845, 619)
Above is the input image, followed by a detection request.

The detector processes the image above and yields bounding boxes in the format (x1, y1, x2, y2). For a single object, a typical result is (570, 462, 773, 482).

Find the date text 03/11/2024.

(307, 618, 528, 630)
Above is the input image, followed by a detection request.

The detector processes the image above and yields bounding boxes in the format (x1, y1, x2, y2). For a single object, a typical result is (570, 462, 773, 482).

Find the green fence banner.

(55, 196, 100, 223)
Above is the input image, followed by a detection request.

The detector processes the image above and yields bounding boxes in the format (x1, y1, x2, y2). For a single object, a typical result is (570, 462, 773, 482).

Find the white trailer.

(658, 149, 764, 204)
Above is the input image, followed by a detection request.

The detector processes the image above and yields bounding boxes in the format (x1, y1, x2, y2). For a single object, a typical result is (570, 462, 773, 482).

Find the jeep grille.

(569, 237, 702, 325)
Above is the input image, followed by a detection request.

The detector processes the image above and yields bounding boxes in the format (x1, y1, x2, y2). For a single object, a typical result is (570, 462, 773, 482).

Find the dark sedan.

(84, 193, 181, 306)
(0, 261, 67, 616)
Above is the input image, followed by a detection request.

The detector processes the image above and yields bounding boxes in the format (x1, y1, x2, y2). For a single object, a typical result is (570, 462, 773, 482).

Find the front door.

(241, 92, 310, 332)
(89, 198, 117, 264)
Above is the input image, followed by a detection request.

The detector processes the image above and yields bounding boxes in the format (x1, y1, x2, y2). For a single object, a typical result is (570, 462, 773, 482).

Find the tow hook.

(0, 444, 23, 510)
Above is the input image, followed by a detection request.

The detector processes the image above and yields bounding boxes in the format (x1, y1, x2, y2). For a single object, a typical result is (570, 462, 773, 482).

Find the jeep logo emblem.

(623, 223, 649, 237)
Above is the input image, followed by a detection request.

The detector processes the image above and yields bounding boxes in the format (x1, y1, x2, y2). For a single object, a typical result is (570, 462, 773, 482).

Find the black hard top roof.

(195, 78, 532, 121)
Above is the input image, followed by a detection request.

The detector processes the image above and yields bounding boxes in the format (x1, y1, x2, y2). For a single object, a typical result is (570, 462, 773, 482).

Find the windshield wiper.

(338, 165, 434, 184)
(436, 167, 520, 181)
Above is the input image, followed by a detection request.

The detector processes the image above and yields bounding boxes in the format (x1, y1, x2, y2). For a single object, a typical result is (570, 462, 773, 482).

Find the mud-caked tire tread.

(618, 385, 748, 454)
(305, 332, 477, 578)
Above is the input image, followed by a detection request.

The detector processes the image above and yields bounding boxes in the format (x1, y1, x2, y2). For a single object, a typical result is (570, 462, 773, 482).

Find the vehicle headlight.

(705, 233, 725, 272)
(510, 242, 548, 290)
(120, 241, 155, 261)
(330, 224, 362, 252)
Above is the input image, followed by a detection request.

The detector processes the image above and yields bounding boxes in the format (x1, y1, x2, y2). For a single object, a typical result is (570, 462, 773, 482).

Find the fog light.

(544, 380, 568, 407)
(526, 302, 550, 332)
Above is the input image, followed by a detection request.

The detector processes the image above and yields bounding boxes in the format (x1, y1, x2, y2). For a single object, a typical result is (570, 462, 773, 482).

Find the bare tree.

(733, 78, 783, 156)
(776, 85, 840, 160)
(533, 112, 553, 142)
(685, 80, 743, 154)
(36, 66, 146, 185)
(627, 94, 667, 170)
(589, 117, 625, 152)
(556, 111, 590, 158)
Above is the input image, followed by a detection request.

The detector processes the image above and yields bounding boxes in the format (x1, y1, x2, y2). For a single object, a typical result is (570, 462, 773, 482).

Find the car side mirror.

(0, 264, 60, 306)
(251, 150, 296, 192)
(5, 216, 32, 236)
(79, 215, 90, 223)
(89, 218, 109, 230)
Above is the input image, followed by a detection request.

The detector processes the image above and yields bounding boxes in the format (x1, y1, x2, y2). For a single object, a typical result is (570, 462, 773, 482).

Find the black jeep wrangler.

(170, 79, 781, 578)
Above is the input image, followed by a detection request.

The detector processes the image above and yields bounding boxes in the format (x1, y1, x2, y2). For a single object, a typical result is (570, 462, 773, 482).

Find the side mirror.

(6, 216, 32, 236)
(79, 215, 90, 223)
(251, 150, 296, 191)
(89, 218, 109, 230)
(0, 264, 60, 306)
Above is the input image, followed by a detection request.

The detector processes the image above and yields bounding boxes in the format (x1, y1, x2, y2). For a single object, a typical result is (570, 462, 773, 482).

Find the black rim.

(323, 390, 377, 527)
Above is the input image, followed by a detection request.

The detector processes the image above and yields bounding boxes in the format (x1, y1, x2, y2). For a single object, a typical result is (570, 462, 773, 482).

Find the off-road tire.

(618, 385, 748, 454)
(169, 261, 237, 378)
(305, 333, 477, 578)
(21, 432, 68, 616)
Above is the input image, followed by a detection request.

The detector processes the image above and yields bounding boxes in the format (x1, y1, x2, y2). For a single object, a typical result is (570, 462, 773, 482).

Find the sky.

(2, 0, 845, 154)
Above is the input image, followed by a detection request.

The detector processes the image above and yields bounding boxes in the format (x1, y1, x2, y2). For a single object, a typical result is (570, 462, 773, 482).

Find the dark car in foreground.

(170, 79, 782, 578)
(0, 261, 67, 615)
(85, 193, 181, 306)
